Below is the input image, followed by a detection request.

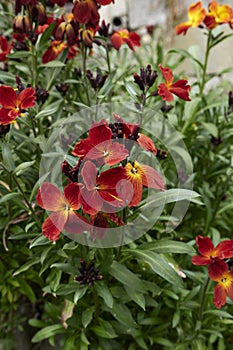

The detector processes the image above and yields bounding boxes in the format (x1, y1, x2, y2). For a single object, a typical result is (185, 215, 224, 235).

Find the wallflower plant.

(0, 0, 233, 349)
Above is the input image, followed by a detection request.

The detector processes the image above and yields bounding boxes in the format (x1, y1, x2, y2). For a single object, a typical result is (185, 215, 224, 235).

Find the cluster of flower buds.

(86, 70, 108, 91)
(133, 64, 158, 92)
(75, 259, 103, 287)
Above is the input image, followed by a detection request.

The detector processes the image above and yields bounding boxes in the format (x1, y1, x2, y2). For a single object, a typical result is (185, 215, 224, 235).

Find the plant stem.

(199, 31, 212, 97)
(198, 277, 211, 321)
(82, 44, 91, 106)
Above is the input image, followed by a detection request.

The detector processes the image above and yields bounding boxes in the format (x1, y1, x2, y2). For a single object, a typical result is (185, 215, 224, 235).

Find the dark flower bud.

(28, 30, 38, 44)
(133, 73, 144, 91)
(74, 259, 103, 287)
(15, 76, 25, 92)
(0, 124, 10, 137)
(98, 20, 110, 37)
(108, 122, 124, 139)
(13, 15, 32, 34)
(133, 64, 158, 91)
(35, 86, 49, 104)
(228, 91, 233, 109)
(31, 4, 47, 25)
(161, 102, 173, 113)
(146, 25, 155, 36)
(62, 160, 81, 183)
(56, 83, 69, 96)
(211, 136, 222, 145)
(74, 67, 82, 79)
(86, 69, 108, 91)
(156, 148, 168, 159)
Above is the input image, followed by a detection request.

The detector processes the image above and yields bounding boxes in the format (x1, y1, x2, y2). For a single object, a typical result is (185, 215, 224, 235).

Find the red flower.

(42, 40, 67, 63)
(0, 85, 36, 125)
(137, 133, 157, 155)
(208, 260, 233, 308)
(110, 29, 141, 51)
(72, 119, 129, 166)
(52, 0, 67, 6)
(80, 160, 126, 215)
(36, 182, 89, 242)
(123, 161, 165, 207)
(72, 0, 100, 27)
(176, 1, 207, 35)
(158, 64, 191, 102)
(0, 36, 11, 62)
(192, 235, 233, 265)
(97, 0, 114, 5)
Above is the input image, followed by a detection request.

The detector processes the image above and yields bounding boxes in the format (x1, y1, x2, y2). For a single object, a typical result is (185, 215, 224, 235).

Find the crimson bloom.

(158, 64, 191, 102)
(110, 29, 141, 51)
(36, 182, 89, 242)
(203, 1, 233, 29)
(192, 235, 233, 265)
(0, 85, 36, 125)
(72, 119, 129, 166)
(0, 36, 11, 62)
(42, 40, 67, 63)
(176, 1, 207, 35)
(208, 260, 233, 308)
(72, 0, 100, 27)
(80, 160, 126, 215)
(123, 161, 165, 207)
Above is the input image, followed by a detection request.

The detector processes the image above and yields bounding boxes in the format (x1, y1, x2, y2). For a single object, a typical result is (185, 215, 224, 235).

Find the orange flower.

(110, 29, 141, 51)
(176, 1, 206, 35)
(0, 85, 36, 125)
(158, 64, 191, 102)
(123, 161, 164, 207)
(204, 1, 233, 29)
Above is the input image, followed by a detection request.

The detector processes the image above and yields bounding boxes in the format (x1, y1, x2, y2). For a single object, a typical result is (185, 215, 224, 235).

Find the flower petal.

(141, 164, 165, 191)
(213, 283, 227, 309)
(81, 187, 103, 215)
(191, 255, 212, 265)
(64, 182, 81, 210)
(208, 260, 228, 281)
(64, 211, 89, 234)
(110, 32, 123, 49)
(170, 80, 191, 101)
(0, 86, 18, 108)
(196, 235, 214, 257)
(0, 108, 16, 125)
(158, 82, 174, 102)
(81, 160, 97, 191)
(36, 182, 65, 211)
(137, 133, 157, 155)
(159, 64, 173, 85)
(215, 240, 233, 259)
(19, 87, 36, 109)
(42, 211, 67, 241)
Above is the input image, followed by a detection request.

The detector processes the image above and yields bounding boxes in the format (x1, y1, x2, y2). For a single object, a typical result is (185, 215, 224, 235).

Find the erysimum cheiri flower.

(110, 29, 141, 51)
(72, 0, 100, 27)
(42, 40, 67, 63)
(72, 119, 129, 166)
(176, 1, 207, 35)
(80, 160, 126, 215)
(203, 1, 233, 29)
(208, 260, 233, 308)
(36, 182, 89, 242)
(192, 235, 233, 265)
(158, 64, 191, 102)
(0, 85, 36, 125)
(123, 160, 165, 207)
(0, 36, 11, 62)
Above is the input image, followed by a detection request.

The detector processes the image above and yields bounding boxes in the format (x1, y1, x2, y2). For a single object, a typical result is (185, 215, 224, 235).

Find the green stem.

(82, 44, 91, 106)
(199, 31, 212, 97)
(30, 42, 38, 87)
(198, 277, 211, 321)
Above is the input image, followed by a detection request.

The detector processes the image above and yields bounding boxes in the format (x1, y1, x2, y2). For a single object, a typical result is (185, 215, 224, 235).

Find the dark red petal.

(36, 182, 65, 211)
(158, 82, 174, 102)
(0, 108, 16, 125)
(81, 160, 97, 191)
(90, 213, 108, 240)
(72, 138, 93, 159)
(215, 240, 233, 259)
(64, 211, 89, 234)
(158, 64, 173, 85)
(213, 284, 227, 309)
(42, 211, 67, 241)
(19, 87, 36, 109)
(0, 86, 18, 108)
(80, 187, 103, 215)
(191, 255, 212, 265)
(196, 235, 214, 257)
(64, 183, 81, 210)
(208, 260, 228, 281)
(141, 164, 165, 191)
(170, 80, 191, 101)
(88, 119, 112, 144)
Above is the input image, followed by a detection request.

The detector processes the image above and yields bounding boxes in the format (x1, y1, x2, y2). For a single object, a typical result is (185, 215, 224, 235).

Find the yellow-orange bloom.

(204, 1, 233, 29)
(176, 1, 206, 35)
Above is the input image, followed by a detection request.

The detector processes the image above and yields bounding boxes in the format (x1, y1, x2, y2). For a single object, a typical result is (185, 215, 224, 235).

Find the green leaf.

(30, 235, 51, 248)
(61, 299, 75, 328)
(109, 301, 137, 328)
(31, 325, 65, 343)
(17, 277, 37, 303)
(201, 122, 218, 138)
(96, 282, 114, 308)
(0, 192, 21, 204)
(13, 258, 40, 276)
(93, 321, 118, 339)
(1, 142, 15, 170)
(126, 249, 184, 286)
(74, 285, 88, 303)
(124, 286, 146, 310)
(218, 201, 233, 215)
(8, 51, 32, 59)
(81, 307, 95, 328)
(39, 60, 66, 68)
(109, 260, 146, 293)
(167, 48, 204, 70)
(124, 81, 138, 100)
(203, 309, 233, 319)
(139, 240, 195, 255)
(14, 161, 35, 176)
(35, 100, 62, 119)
